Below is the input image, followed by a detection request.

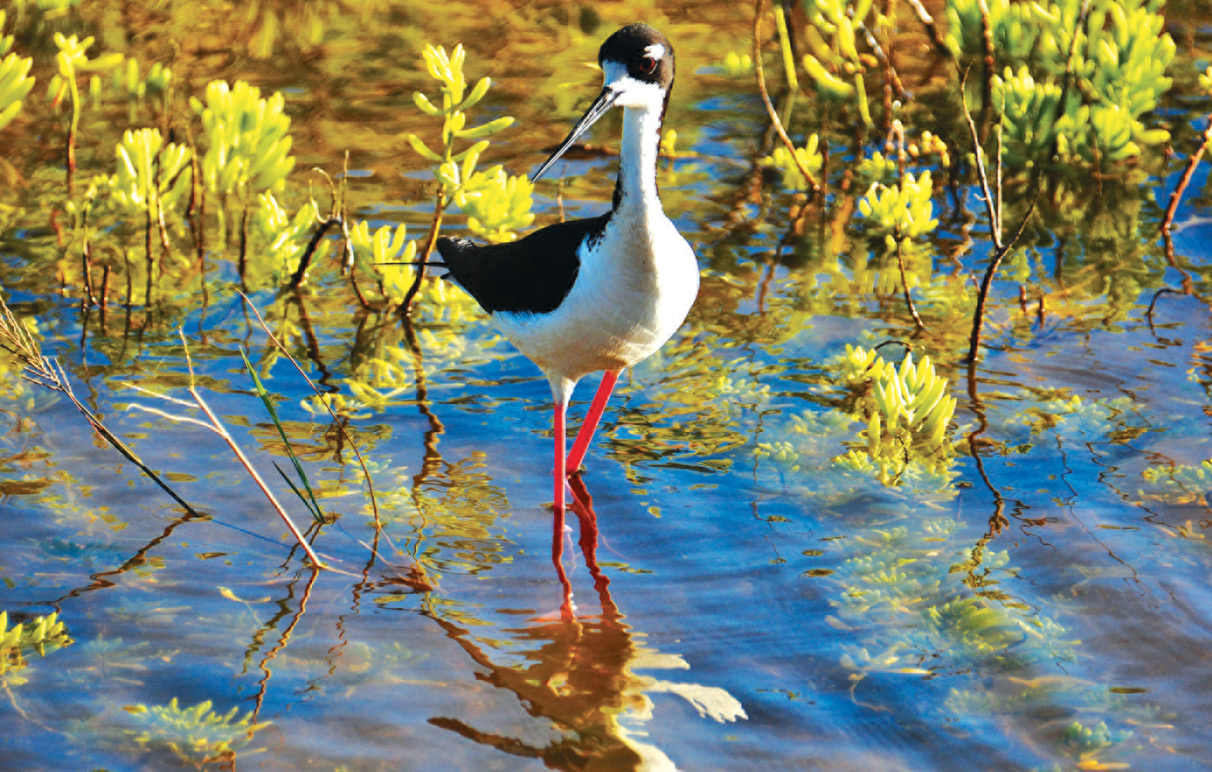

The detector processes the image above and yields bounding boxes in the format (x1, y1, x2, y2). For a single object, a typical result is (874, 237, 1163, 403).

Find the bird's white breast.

(494, 211, 699, 390)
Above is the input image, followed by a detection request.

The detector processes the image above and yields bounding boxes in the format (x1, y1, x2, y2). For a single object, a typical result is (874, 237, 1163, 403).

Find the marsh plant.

(0, 611, 72, 683)
(400, 43, 530, 308)
(126, 697, 265, 767)
(949, 0, 1175, 169)
(833, 345, 957, 486)
(190, 78, 297, 271)
(0, 12, 35, 133)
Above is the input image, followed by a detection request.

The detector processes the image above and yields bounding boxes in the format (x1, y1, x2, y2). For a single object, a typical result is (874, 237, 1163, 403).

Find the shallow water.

(2, 2, 1212, 770)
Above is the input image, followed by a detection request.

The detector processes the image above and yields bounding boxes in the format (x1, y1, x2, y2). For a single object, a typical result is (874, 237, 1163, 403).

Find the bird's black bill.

(530, 86, 620, 183)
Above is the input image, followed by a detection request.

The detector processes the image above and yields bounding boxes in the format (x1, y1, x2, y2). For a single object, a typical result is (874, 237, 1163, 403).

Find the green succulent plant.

(190, 79, 296, 200)
(108, 127, 192, 215)
(833, 345, 956, 485)
(349, 220, 417, 305)
(127, 698, 266, 766)
(1, 611, 72, 682)
(858, 170, 938, 242)
(451, 164, 535, 243)
(408, 44, 515, 198)
(252, 192, 322, 282)
(762, 135, 823, 191)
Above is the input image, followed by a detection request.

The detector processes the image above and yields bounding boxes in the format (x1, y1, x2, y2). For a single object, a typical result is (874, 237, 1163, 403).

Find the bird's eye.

(640, 57, 658, 75)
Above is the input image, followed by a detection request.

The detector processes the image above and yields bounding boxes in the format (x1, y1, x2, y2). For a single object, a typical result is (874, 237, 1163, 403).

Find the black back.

(436, 213, 610, 314)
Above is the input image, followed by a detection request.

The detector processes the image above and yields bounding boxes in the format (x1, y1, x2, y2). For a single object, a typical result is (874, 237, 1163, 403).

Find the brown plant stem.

(754, 0, 820, 195)
(1161, 119, 1212, 236)
(289, 217, 342, 288)
(894, 238, 927, 332)
(402, 199, 446, 314)
(905, 0, 951, 55)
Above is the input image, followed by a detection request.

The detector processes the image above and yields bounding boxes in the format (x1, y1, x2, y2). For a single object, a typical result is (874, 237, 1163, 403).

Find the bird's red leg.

(552, 399, 575, 618)
(566, 369, 620, 474)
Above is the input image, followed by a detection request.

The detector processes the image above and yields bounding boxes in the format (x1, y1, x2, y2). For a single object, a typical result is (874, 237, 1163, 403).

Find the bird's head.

(531, 24, 674, 182)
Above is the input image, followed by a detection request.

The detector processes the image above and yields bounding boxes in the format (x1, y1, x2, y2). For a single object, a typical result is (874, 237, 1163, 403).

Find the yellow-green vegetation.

(0, 611, 72, 683)
(349, 221, 416, 305)
(409, 43, 529, 245)
(858, 171, 938, 244)
(800, 0, 880, 123)
(0, 12, 35, 132)
(190, 79, 295, 206)
(762, 135, 823, 191)
(950, 0, 1174, 167)
(127, 698, 265, 766)
(108, 128, 192, 221)
(833, 345, 956, 486)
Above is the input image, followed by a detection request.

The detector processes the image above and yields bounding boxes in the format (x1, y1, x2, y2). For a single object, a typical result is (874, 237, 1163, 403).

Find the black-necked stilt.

(436, 24, 698, 517)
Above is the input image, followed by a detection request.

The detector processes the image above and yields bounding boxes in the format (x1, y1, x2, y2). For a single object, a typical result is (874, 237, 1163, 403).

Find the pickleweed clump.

(800, 0, 880, 124)
(832, 345, 956, 486)
(452, 164, 535, 243)
(251, 192, 322, 284)
(190, 79, 295, 201)
(108, 127, 192, 217)
(349, 221, 416, 305)
(762, 135, 823, 191)
(948, 0, 1175, 168)
(858, 170, 938, 243)
(1, 610, 72, 683)
(0, 12, 34, 133)
(399, 42, 524, 309)
(126, 698, 266, 766)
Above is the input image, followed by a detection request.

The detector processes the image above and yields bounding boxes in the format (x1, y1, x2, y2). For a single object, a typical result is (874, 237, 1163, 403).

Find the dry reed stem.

(0, 293, 196, 512)
(754, 0, 820, 195)
(126, 329, 326, 568)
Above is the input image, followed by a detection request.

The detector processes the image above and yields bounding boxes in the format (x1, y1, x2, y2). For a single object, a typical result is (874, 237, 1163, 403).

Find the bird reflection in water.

(426, 473, 747, 771)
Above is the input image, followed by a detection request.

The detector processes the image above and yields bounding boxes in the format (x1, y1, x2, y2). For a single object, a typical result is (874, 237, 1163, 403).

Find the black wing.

(436, 213, 611, 314)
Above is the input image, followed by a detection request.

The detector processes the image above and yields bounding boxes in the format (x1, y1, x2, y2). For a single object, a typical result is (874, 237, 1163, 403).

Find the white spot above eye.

(645, 43, 667, 61)
(602, 60, 667, 109)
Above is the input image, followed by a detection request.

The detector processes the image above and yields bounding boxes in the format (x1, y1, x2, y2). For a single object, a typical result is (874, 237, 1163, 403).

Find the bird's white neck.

(615, 103, 664, 216)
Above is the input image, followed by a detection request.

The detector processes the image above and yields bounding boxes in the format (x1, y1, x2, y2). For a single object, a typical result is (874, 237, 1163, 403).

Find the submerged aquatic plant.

(762, 135, 823, 191)
(0, 611, 72, 682)
(833, 345, 956, 486)
(127, 698, 265, 766)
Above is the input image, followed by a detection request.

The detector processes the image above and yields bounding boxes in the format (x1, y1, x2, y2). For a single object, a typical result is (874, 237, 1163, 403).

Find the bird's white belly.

(495, 216, 698, 386)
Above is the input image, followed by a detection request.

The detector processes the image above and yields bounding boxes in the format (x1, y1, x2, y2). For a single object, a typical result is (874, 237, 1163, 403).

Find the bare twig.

(904, 0, 951, 56)
(960, 69, 1039, 362)
(289, 217, 342, 288)
(894, 238, 927, 332)
(0, 294, 196, 513)
(754, 0, 820, 194)
(128, 329, 326, 568)
(402, 198, 446, 314)
(1161, 118, 1212, 235)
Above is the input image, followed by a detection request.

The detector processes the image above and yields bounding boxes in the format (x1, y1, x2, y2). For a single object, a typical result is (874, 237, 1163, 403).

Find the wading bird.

(436, 24, 699, 516)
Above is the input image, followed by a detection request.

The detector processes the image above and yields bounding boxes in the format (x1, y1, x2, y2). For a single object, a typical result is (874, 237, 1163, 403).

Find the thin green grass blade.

(241, 348, 325, 523)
